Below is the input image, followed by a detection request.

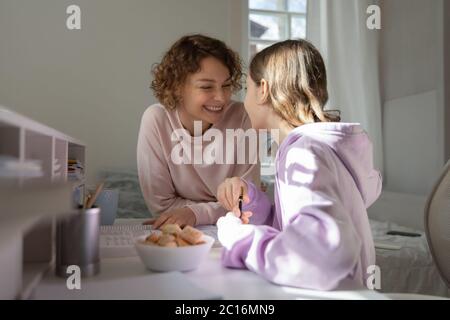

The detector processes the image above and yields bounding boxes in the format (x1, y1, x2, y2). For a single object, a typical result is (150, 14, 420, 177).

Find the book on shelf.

(0, 156, 44, 178)
(67, 159, 85, 207)
(67, 159, 84, 181)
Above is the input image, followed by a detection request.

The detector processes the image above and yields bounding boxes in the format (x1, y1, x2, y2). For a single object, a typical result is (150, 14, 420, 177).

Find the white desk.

(32, 219, 389, 300)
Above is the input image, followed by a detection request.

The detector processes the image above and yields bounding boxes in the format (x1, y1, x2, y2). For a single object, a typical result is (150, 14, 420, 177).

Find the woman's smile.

(203, 104, 224, 113)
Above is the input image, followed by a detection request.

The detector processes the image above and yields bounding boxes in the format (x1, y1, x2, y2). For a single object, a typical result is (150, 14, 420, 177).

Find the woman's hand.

(217, 177, 252, 220)
(142, 207, 196, 229)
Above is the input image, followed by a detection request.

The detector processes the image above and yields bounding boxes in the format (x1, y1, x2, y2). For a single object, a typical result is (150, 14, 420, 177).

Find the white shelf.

(0, 106, 85, 146)
(20, 262, 51, 300)
(0, 105, 87, 299)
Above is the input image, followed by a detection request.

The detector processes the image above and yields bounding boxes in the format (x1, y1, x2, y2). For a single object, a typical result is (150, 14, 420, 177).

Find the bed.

(370, 219, 449, 297)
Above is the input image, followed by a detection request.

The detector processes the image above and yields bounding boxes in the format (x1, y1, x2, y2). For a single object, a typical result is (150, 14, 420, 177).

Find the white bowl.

(134, 233, 214, 272)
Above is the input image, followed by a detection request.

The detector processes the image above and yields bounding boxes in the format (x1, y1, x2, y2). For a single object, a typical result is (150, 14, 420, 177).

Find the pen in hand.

(238, 186, 252, 224)
(238, 186, 243, 218)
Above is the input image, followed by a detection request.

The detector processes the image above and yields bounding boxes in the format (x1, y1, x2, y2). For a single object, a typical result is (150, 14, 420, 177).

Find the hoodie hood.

(283, 122, 382, 208)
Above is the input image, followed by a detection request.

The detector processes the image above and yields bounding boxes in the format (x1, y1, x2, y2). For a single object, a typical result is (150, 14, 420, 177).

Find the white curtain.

(306, 0, 384, 173)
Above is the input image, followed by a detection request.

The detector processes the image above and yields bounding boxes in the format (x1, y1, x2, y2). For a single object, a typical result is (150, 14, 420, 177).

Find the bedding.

(99, 169, 150, 219)
(370, 219, 449, 297)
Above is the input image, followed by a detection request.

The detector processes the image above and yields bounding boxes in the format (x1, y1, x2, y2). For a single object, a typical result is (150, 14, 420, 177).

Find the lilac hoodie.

(217, 122, 382, 290)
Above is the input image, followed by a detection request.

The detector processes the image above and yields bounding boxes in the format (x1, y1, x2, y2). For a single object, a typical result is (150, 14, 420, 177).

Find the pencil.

(86, 182, 104, 209)
(238, 186, 243, 217)
(83, 194, 91, 209)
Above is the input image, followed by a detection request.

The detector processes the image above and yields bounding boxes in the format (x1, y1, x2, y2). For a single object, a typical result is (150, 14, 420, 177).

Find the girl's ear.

(257, 79, 269, 104)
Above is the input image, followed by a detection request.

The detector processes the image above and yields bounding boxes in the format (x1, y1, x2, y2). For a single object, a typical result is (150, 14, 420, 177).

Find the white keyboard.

(100, 224, 221, 259)
(100, 225, 153, 258)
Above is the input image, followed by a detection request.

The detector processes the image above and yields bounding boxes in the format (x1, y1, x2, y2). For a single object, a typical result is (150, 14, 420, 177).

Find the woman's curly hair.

(151, 34, 243, 109)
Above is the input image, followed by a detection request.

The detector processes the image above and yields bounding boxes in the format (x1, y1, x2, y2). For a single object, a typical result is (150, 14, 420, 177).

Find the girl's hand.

(217, 177, 250, 217)
(142, 207, 196, 229)
(217, 212, 254, 249)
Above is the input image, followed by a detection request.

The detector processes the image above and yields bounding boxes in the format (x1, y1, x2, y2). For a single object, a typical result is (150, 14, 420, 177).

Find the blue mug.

(92, 189, 119, 225)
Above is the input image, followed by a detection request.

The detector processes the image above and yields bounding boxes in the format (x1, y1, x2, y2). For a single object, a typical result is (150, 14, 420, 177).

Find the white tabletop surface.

(32, 219, 389, 300)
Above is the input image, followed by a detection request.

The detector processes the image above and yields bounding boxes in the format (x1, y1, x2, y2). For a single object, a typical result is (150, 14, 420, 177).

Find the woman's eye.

(200, 87, 212, 90)
(222, 84, 232, 88)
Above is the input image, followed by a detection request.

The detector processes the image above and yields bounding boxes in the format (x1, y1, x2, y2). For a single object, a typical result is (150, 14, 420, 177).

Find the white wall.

(379, 0, 446, 195)
(0, 0, 241, 183)
(2, 0, 447, 194)
(380, 0, 439, 101)
(445, 0, 450, 162)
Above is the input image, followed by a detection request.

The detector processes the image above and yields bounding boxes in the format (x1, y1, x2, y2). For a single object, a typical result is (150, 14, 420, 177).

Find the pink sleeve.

(137, 108, 227, 225)
(137, 108, 194, 213)
(186, 202, 226, 225)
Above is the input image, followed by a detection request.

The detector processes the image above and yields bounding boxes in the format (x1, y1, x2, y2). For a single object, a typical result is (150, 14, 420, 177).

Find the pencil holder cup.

(89, 188, 119, 225)
(55, 206, 100, 278)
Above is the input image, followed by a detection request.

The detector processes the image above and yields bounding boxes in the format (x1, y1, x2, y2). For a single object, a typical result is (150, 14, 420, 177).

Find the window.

(248, 0, 308, 58)
(246, 1, 308, 177)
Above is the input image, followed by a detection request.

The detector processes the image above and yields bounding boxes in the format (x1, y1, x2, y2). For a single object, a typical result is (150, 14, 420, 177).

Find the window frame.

(245, 1, 308, 175)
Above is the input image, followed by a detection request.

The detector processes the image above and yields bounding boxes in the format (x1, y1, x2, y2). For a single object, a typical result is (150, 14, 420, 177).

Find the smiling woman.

(176, 56, 234, 135)
(137, 34, 260, 229)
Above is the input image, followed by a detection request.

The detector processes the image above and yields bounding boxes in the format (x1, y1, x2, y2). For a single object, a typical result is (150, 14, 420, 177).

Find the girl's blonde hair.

(249, 39, 340, 126)
(151, 34, 243, 109)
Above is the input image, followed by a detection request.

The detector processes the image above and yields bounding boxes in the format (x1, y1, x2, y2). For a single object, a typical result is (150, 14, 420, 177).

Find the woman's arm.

(137, 107, 226, 225)
(137, 108, 195, 213)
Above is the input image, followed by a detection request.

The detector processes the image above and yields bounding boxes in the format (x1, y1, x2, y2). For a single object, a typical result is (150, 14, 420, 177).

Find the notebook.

(374, 241, 402, 250)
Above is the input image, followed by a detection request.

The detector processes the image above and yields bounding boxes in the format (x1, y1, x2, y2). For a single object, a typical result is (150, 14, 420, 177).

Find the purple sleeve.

(241, 179, 274, 226)
(221, 142, 362, 290)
